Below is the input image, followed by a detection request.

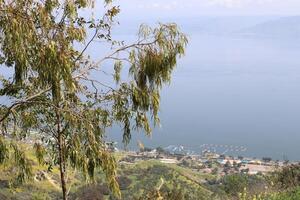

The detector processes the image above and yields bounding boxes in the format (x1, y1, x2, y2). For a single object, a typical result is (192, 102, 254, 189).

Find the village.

(113, 143, 291, 178)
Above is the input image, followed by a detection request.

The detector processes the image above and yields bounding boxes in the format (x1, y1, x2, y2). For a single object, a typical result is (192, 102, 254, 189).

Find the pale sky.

(114, 0, 300, 17)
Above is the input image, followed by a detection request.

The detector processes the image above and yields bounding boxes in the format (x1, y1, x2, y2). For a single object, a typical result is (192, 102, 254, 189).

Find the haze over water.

(101, 0, 300, 160)
(107, 15, 300, 161)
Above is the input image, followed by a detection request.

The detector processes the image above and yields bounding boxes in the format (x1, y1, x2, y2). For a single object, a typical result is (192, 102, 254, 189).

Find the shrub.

(272, 164, 300, 190)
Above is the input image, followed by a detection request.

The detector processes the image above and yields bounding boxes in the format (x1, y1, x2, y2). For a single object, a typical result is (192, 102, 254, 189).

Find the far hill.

(235, 16, 300, 39)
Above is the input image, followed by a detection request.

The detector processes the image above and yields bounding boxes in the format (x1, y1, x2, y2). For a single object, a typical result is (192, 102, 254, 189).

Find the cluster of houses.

(118, 149, 180, 165)
(198, 152, 279, 175)
(112, 144, 288, 177)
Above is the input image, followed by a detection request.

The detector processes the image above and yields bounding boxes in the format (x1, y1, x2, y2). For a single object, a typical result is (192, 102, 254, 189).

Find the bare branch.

(96, 39, 158, 66)
(75, 28, 99, 62)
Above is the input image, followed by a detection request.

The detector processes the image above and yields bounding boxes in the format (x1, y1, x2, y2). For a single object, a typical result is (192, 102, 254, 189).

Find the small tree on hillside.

(0, 0, 187, 199)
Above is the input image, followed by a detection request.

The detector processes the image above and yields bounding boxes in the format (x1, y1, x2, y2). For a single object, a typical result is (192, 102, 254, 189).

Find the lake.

(3, 15, 297, 161)
(108, 27, 300, 161)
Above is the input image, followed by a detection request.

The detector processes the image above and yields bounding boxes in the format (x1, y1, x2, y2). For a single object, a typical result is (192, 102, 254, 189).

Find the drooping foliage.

(0, 137, 33, 186)
(0, 0, 187, 199)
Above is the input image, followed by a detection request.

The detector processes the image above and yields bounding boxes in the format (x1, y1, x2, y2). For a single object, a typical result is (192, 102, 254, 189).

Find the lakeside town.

(108, 142, 295, 179)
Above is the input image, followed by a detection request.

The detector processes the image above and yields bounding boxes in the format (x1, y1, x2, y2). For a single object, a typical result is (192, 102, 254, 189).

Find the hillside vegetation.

(0, 144, 213, 199)
(1, 144, 300, 200)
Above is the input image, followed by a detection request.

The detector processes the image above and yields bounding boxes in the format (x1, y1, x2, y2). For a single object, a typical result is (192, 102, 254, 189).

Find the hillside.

(175, 16, 275, 35)
(0, 146, 214, 200)
(235, 16, 300, 38)
(1, 145, 300, 200)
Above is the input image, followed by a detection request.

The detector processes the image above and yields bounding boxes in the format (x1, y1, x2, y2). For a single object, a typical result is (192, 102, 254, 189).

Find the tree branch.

(0, 87, 51, 123)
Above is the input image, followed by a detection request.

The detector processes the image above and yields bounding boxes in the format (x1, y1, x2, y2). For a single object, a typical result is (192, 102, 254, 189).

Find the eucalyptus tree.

(0, 0, 187, 199)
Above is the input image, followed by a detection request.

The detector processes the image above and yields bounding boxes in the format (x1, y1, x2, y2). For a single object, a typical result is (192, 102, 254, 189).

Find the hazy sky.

(114, 0, 300, 17)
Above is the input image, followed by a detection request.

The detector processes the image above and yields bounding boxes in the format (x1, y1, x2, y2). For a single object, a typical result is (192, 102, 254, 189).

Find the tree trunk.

(58, 133, 67, 200)
(57, 110, 67, 200)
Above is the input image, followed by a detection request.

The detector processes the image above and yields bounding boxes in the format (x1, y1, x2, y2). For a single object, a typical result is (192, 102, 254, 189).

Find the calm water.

(1, 16, 299, 160)
(109, 30, 300, 160)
